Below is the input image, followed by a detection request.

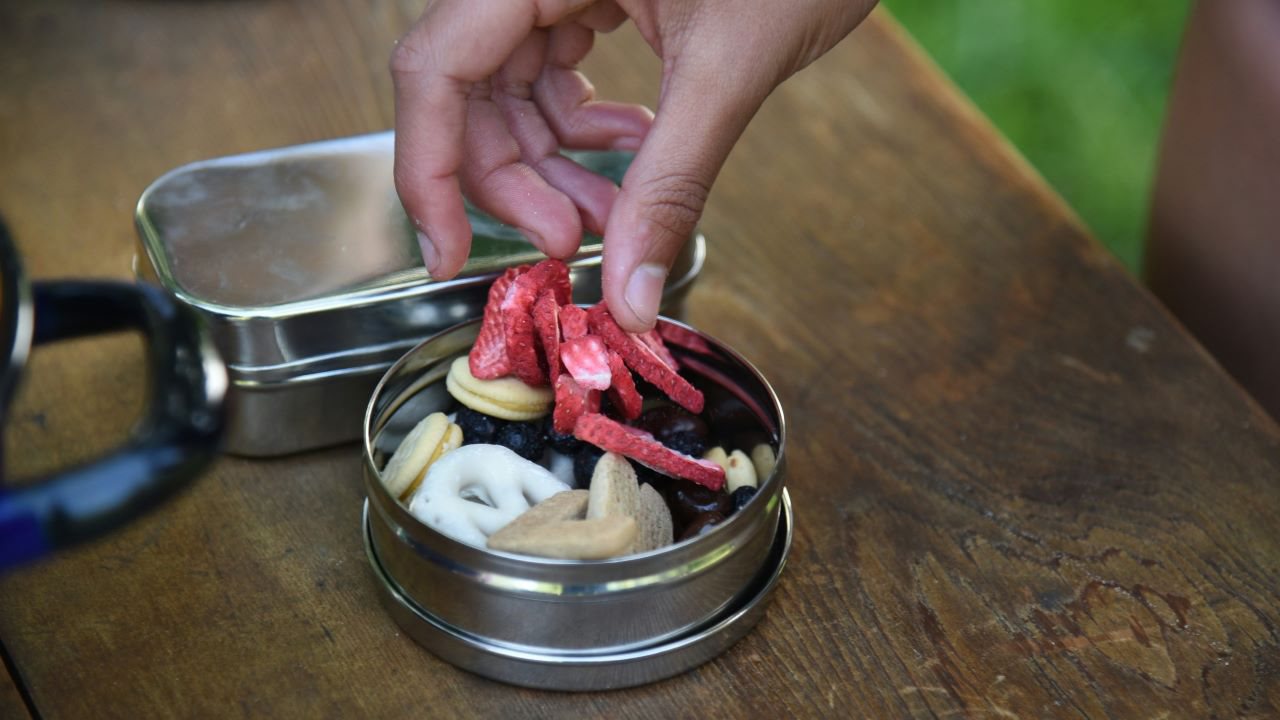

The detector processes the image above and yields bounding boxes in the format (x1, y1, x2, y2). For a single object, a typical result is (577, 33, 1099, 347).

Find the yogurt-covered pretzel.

(407, 444, 570, 547)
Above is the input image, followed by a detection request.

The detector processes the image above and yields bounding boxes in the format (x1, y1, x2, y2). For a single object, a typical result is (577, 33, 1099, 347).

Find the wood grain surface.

(0, 660, 30, 720)
(3, 1, 1279, 718)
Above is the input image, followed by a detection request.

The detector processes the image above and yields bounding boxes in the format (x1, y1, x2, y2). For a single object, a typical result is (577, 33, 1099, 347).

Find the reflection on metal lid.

(135, 131, 625, 313)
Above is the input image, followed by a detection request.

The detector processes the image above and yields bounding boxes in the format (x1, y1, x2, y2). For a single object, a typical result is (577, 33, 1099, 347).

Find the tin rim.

(361, 315, 787, 578)
(363, 489, 793, 691)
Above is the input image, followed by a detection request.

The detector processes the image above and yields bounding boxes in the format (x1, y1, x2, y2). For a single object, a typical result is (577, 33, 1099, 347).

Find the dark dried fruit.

(455, 407, 505, 445)
(543, 415, 582, 455)
(495, 421, 545, 461)
(668, 479, 731, 529)
(729, 485, 757, 515)
(573, 443, 606, 488)
(635, 406, 708, 445)
(662, 430, 706, 459)
(678, 512, 726, 541)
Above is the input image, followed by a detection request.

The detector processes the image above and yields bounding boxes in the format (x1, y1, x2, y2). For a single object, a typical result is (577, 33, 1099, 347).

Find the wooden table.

(3, 2, 1279, 717)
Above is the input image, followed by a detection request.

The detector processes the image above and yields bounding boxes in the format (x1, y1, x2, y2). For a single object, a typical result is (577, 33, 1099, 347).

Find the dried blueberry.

(662, 430, 706, 459)
(542, 416, 582, 455)
(573, 443, 606, 488)
(729, 485, 757, 515)
(455, 407, 505, 445)
(495, 421, 545, 461)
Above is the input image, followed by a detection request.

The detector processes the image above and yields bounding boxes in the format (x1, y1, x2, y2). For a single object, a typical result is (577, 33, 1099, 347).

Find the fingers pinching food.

(407, 444, 570, 548)
(380, 412, 463, 501)
(487, 490, 639, 560)
(446, 357, 553, 421)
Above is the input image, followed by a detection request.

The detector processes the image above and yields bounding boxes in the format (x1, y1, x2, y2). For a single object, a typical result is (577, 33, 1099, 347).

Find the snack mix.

(380, 259, 777, 560)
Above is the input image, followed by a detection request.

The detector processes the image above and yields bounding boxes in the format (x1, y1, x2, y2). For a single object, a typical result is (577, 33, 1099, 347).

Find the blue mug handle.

(0, 238, 227, 572)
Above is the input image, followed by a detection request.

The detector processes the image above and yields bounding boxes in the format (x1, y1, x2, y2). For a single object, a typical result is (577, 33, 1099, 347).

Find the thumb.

(601, 58, 769, 331)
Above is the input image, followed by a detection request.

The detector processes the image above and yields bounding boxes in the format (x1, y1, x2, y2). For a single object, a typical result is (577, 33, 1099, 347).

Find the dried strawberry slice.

(635, 328, 679, 370)
(656, 321, 714, 355)
(553, 375, 600, 435)
(533, 290, 561, 384)
(587, 304, 704, 413)
(605, 350, 643, 420)
(559, 304, 590, 340)
(469, 266, 526, 379)
(574, 413, 725, 490)
(501, 268, 552, 386)
(540, 258, 572, 305)
(560, 335, 612, 391)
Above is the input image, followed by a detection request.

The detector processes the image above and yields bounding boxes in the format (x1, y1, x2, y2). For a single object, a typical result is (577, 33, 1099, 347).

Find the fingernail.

(416, 231, 440, 273)
(624, 263, 666, 328)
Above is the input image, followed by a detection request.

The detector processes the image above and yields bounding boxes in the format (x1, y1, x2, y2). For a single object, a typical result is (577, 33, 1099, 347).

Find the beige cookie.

(380, 412, 463, 501)
(445, 357, 553, 421)
(487, 490, 637, 560)
(587, 452, 641, 521)
(633, 483, 674, 553)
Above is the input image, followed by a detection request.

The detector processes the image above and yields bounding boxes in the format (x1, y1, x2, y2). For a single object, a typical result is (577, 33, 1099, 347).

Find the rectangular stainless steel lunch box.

(134, 132, 705, 456)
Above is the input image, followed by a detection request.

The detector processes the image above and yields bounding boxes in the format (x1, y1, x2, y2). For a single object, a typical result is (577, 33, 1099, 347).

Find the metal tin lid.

(131, 133, 704, 456)
(134, 132, 686, 378)
(363, 490, 793, 691)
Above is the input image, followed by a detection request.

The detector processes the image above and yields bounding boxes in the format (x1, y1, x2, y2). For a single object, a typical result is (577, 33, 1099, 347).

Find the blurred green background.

(886, 0, 1190, 271)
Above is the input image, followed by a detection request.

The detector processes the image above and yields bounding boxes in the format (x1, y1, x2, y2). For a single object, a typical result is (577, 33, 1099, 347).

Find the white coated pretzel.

(407, 444, 570, 547)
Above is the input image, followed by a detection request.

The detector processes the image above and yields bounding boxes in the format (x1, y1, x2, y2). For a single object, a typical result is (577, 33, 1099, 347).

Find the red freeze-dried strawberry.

(635, 328, 679, 370)
(587, 304, 704, 413)
(469, 266, 526, 379)
(533, 290, 561, 384)
(656, 321, 714, 355)
(501, 267, 551, 386)
(559, 304, 590, 340)
(560, 335, 612, 391)
(540, 258, 572, 305)
(553, 375, 600, 435)
(574, 413, 725, 490)
(606, 350, 643, 420)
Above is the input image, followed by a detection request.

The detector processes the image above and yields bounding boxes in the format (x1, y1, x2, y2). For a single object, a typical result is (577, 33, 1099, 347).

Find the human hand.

(391, 0, 876, 330)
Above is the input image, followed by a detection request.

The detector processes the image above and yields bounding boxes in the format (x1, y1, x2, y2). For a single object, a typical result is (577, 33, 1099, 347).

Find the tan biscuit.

(445, 357, 553, 421)
(725, 449, 758, 492)
(587, 452, 641, 521)
(634, 483, 674, 553)
(495, 490, 589, 531)
(380, 412, 460, 501)
(487, 515, 638, 560)
(750, 443, 777, 481)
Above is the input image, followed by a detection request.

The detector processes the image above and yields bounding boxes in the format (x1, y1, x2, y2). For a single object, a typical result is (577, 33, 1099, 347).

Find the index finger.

(390, 0, 595, 278)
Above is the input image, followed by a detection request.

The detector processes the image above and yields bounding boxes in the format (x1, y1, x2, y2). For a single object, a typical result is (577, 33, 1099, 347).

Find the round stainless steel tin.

(363, 490, 792, 691)
(362, 317, 788, 669)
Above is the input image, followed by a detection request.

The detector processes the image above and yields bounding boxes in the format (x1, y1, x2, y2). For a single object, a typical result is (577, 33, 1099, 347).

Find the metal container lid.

(135, 132, 656, 374)
(363, 490, 793, 691)
(133, 133, 704, 456)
